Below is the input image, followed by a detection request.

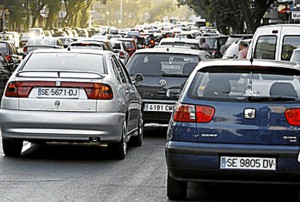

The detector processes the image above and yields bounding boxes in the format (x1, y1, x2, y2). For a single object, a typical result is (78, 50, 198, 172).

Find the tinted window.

(189, 66, 300, 101)
(127, 53, 199, 76)
(160, 42, 200, 50)
(22, 53, 106, 73)
(70, 43, 103, 50)
(254, 35, 276, 60)
(28, 38, 56, 46)
(281, 36, 300, 61)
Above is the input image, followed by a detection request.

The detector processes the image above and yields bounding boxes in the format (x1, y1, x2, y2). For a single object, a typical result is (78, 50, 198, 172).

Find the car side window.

(111, 56, 127, 83)
(118, 59, 132, 84)
(254, 35, 276, 60)
(111, 58, 122, 83)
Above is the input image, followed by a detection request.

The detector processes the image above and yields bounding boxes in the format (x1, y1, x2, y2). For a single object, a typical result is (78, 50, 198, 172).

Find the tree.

(178, 0, 276, 33)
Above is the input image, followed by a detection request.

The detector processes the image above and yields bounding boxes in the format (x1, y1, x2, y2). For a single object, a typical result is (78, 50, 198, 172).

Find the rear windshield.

(189, 66, 300, 101)
(127, 53, 200, 76)
(70, 43, 103, 50)
(22, 53, 106, 73)
(160, 42, 200, 50)
(28, 38, 57, 46)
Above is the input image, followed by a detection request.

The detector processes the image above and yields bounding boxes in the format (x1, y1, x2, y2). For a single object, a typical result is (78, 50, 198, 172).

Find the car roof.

(196, 59, 300, 71)
(133, 47, 208, 55)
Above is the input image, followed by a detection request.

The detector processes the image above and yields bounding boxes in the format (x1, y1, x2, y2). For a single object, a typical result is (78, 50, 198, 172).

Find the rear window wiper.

(162, 73, 189, 77)
(246, 96, 297, 102)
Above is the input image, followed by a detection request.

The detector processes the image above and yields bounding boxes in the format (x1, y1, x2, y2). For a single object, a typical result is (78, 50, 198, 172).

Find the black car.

(0, 53, 15, 100)
(126, 47, 212, 124)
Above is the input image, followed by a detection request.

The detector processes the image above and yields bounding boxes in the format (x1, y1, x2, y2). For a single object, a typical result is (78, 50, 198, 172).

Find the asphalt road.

(0, 125, 300, 202)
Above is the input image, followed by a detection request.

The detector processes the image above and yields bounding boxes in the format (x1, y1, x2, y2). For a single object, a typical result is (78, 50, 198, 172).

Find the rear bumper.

(165, 141, 300, 184)
(0, 109, 125, 143)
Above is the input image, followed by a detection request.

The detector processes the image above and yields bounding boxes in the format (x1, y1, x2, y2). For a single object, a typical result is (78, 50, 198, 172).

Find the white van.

(246, 24, 300, 61)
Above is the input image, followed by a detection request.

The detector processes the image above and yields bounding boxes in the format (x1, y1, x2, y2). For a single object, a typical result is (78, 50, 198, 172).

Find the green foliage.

(178, 0, 276, 33)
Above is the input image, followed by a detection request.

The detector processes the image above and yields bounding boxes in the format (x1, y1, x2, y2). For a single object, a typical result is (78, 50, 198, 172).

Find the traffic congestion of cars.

(1, 20, 300, 200)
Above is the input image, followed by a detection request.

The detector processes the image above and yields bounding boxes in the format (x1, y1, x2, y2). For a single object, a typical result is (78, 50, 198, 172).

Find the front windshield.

(189, 67, 300, 101)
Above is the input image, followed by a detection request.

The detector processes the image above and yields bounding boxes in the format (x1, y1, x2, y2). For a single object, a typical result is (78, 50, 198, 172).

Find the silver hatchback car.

(0, 49, 143, 159)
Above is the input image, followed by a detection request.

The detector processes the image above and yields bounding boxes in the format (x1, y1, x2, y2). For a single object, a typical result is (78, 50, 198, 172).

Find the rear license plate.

(144, 103, 174, 112)
(37, 88, 79, 98)
(220, 156, 276, 171)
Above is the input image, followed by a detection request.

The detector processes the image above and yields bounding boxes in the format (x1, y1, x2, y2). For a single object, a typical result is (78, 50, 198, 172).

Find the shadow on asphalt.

(13, 124, 168, 161)
(181, 182, 300, 202)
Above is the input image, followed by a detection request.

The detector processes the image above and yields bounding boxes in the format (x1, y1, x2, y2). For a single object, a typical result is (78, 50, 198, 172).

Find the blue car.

(165, 59, 300, 200)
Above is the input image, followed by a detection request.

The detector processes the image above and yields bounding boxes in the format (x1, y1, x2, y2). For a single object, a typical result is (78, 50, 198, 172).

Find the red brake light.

(285, 109, 300, 126)
(150, 40, 155, 45)
(119, 51, 125, 59)
(196, 106, 215, 123)
(173, 104, 215, 123)
(5, 55, 12, 61)
(23, 46, 27, 53)
(5, 81, 55, 98)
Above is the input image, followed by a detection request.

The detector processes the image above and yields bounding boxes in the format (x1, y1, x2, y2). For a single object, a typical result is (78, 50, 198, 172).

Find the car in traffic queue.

(165, 59, 300, 200)
(0, 41, 22, 64)
(22, 37, 64, 58)
(158, 38, 201, 50)
(115, 38, 138, 57)
(0, 49, 144, 159)
(126, 47, 212, 125)
(110, 39, 130, 65)
(67, 41, 105, 51)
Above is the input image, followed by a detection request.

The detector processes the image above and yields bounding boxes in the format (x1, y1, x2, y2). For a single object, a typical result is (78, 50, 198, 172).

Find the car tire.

(130, 113, 143, 147)
(167, 172, 187, 200)
(2, 138, 23, 157)
(110, 121, 128, 160)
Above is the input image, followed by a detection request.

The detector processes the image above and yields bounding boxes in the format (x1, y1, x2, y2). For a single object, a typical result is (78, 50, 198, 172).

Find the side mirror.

(166, 88, 181, 99)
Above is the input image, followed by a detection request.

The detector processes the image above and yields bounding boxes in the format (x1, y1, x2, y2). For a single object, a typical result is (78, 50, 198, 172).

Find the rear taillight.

(5, 55, 12, 61)
(23, 46, 27, 53)
(285, 108, 300, 126)
(5, 81, 55, 98)
(61, 82, 113, 100)
(5, 81, 113, 100)
(173, 104, 196, 122)
(196, 106, 215, 123)
(119, 51, 125, 59)
(173, 103, 215, 123)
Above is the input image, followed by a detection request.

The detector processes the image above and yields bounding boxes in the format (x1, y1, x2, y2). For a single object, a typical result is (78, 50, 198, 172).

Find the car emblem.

(54, 100, 60, 107)
(56, 81, 61, 87)
(244, 108, 256, 119)
(159, 79, 167, 87)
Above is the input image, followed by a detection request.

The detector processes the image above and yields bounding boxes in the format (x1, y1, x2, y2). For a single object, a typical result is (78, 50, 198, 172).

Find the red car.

(115, 38, 137, 57)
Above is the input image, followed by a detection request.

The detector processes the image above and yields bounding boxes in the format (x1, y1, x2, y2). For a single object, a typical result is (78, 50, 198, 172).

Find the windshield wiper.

(246, 96, 296, 102)
(162, 73, 189, 77)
